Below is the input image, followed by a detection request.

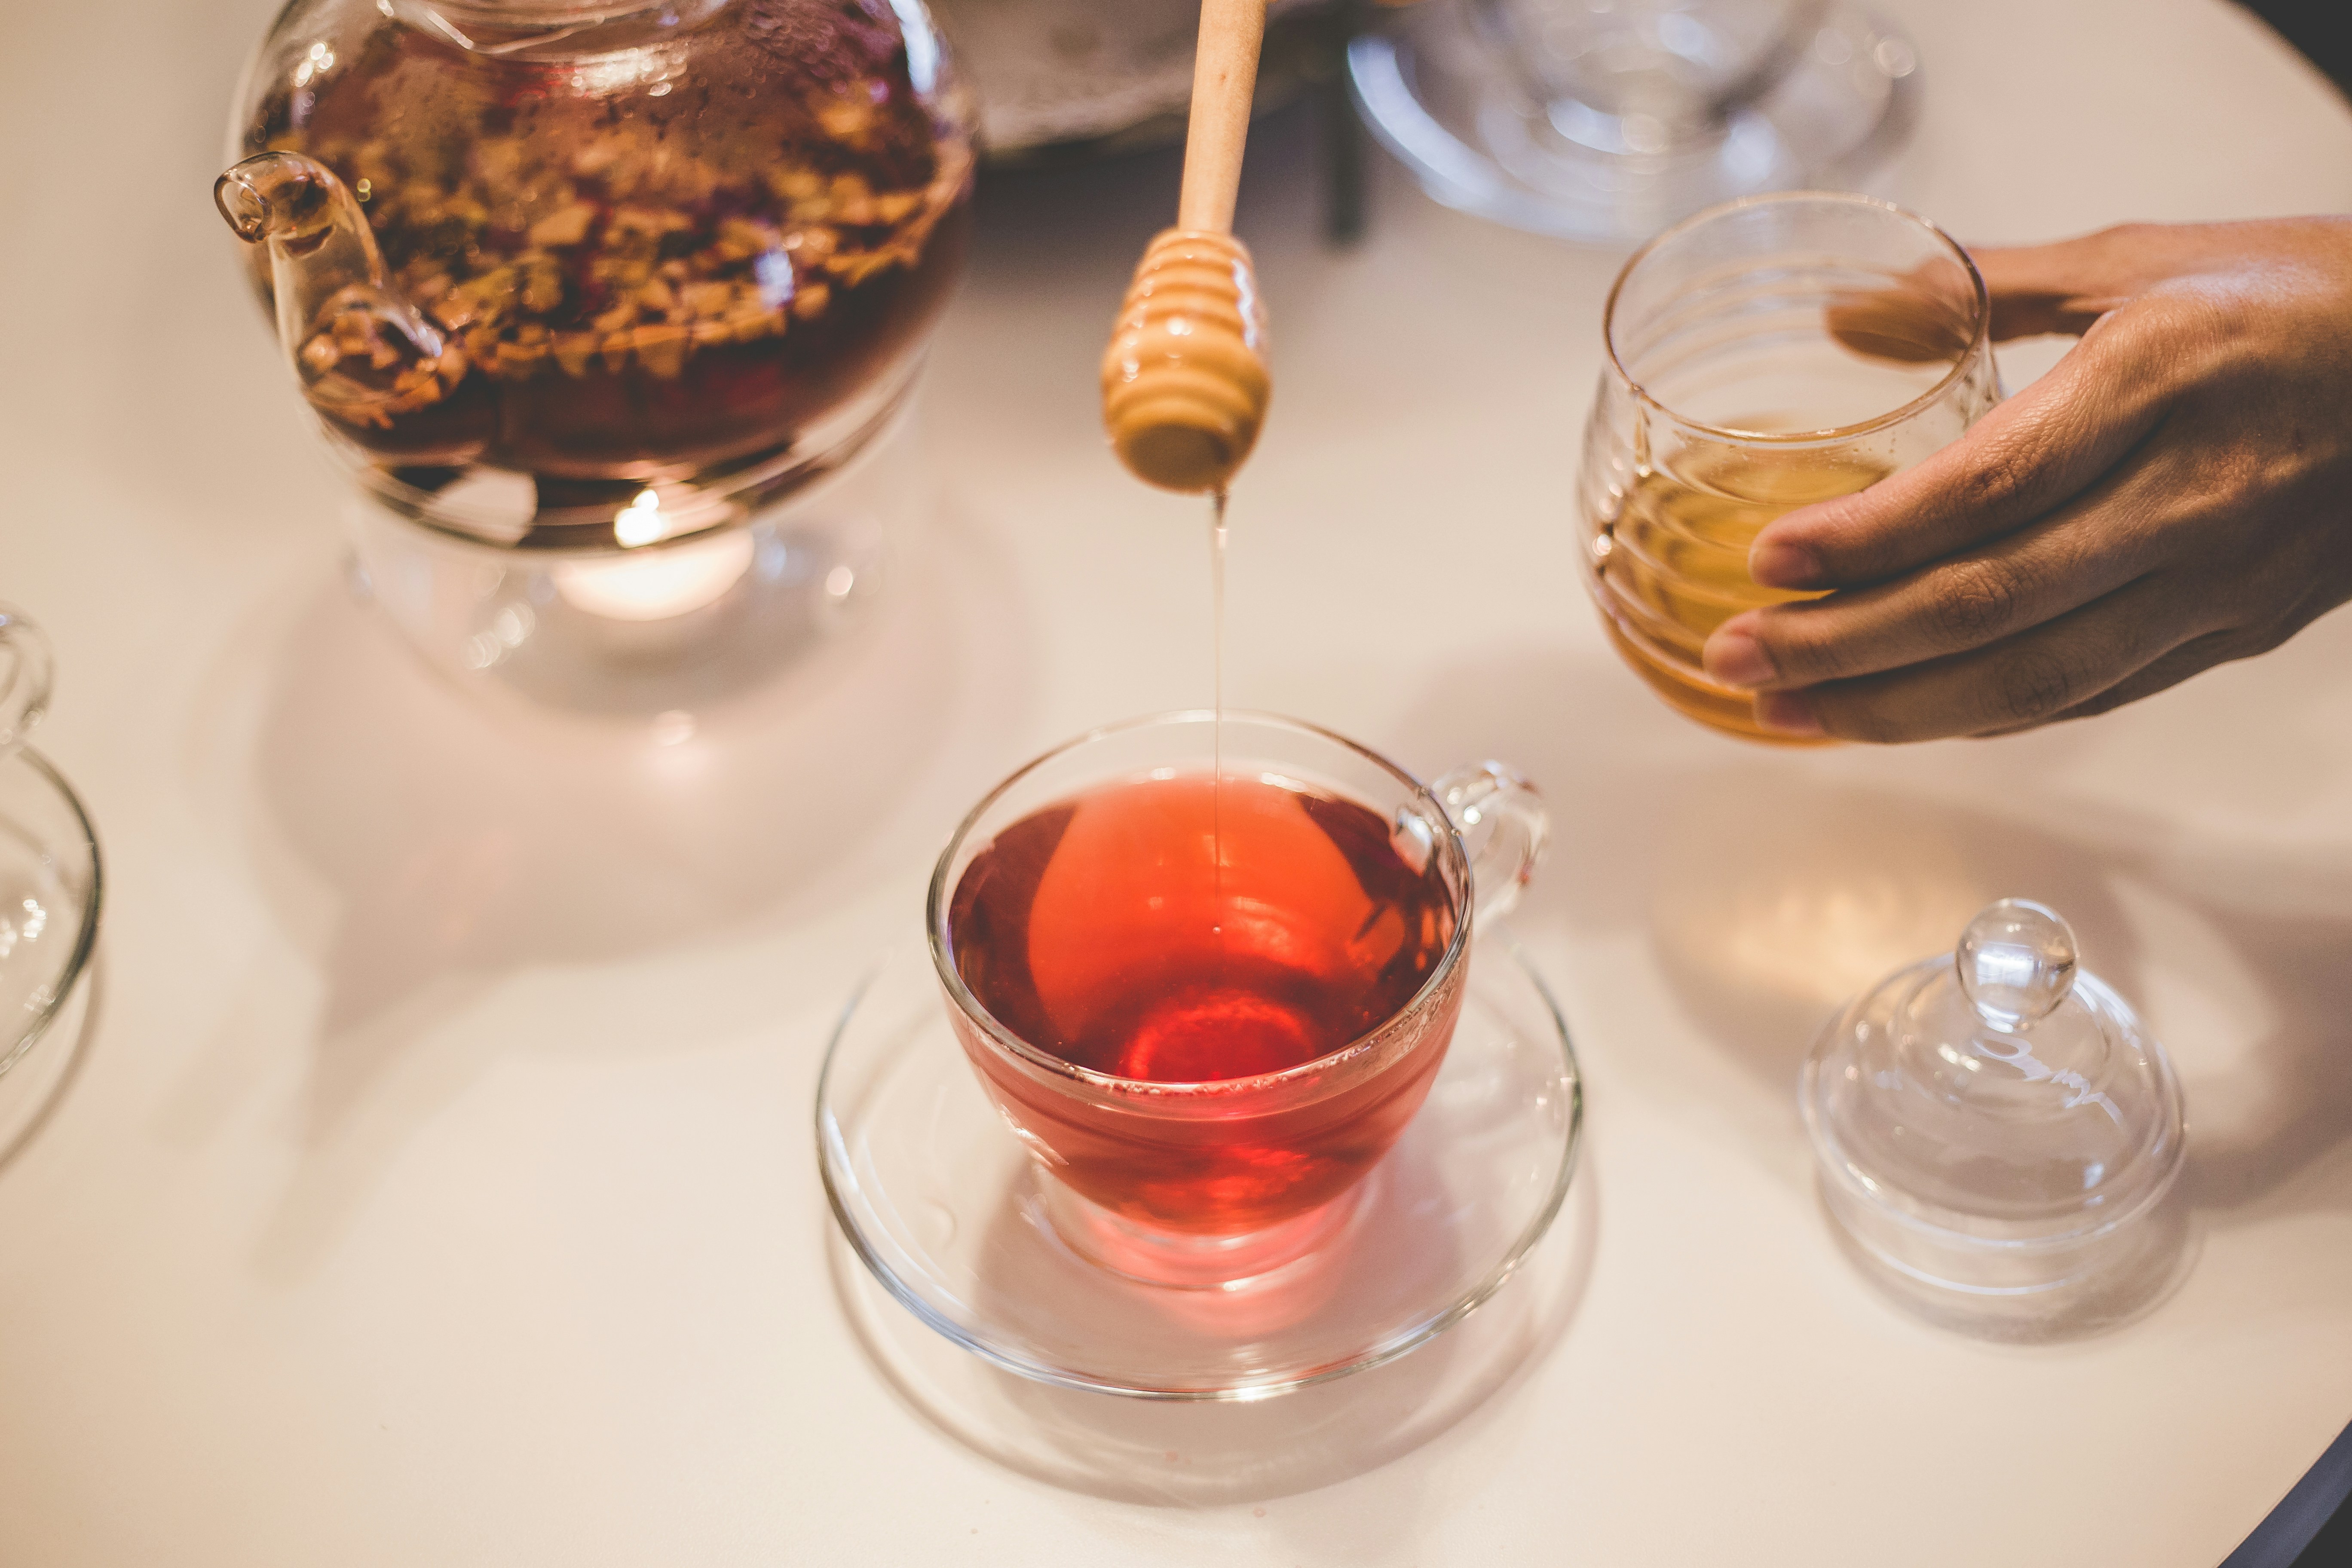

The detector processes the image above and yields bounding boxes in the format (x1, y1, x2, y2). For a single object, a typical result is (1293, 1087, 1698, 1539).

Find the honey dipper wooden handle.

(1100, 0, 1274, 494)
(1103, 230, 1270, 493)
(1177, 0, 1268, 235)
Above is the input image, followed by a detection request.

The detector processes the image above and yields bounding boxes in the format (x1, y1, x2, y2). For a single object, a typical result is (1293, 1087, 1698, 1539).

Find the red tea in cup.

(928, 714, 1545, 1285)
(947, 770, 1459, 1231)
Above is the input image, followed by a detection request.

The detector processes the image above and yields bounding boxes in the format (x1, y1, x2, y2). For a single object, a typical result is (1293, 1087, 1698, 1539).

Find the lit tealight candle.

(554, 491, 756, 621)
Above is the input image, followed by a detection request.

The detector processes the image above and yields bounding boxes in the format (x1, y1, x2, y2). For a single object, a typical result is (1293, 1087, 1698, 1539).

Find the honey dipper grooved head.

(1101, 229, 1271, 494)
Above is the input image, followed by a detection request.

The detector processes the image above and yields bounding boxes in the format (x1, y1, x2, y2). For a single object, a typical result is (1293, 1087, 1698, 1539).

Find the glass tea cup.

(1577, 191, 2000, 742)
(928, 712, 1547, 1288)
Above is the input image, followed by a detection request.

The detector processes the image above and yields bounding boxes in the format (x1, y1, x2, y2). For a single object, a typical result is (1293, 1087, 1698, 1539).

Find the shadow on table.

(1637, 781, 2352, 1235)
(1647, 780, 2352, 1211)
(1381, 631, 2352, 1326)
(833, 1157, 1597, 1511)
(191, 513, 1032, 1276)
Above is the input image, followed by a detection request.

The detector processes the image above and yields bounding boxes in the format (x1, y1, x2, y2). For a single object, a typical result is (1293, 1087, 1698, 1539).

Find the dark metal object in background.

(2239, 1, 2352, 94)
(939, 0, 1341, 167)
(2221, 7, 2349, 1559)
(936, 0, 1381, 248)
(1311, 0, 1373, 245)
(2230, 3, 2351, 1553)
(2227, 1419, 2352, 1568)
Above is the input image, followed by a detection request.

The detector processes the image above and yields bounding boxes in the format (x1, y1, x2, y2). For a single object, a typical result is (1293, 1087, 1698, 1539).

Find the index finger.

(1971, 227, 2185, 340)
(1823, 233, 2141, 361)
(1747, 300, 2181, 592)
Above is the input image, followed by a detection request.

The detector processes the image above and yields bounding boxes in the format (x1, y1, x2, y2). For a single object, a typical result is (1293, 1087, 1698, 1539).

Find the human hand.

(1697, 217, 2352, 741)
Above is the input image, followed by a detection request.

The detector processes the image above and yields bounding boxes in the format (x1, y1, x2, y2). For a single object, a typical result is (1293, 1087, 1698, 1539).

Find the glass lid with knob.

(1801, 898, 2187, 1318)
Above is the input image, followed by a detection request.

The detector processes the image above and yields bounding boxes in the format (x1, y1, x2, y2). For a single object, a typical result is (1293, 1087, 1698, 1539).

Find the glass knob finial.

(1956, 899, 2078, 1032)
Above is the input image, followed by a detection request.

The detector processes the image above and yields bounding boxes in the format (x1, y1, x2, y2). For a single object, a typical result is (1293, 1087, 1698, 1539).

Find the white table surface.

(5, 0, 2352, 1562)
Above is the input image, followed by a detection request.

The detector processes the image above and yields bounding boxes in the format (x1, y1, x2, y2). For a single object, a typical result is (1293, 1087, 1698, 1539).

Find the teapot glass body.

(228, 0, 973, 492)
(219, 1, 974, 707)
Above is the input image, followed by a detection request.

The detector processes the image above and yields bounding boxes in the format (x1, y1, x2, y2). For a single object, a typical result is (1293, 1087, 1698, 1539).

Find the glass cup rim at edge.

(923, 708, 1479, 1099)
(1601, 190, 1994, 447)
(0, 747, 104, 1070)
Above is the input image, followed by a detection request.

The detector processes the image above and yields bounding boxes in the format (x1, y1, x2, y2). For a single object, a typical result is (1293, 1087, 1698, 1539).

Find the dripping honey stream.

(1211, 488, 1228, 951)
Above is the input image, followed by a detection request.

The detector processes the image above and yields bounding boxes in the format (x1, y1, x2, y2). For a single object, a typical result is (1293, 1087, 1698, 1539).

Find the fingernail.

(1749, 540, 1822, 589)
(1703, 625, 1777, 689)
(1754, 691, 1825, 736)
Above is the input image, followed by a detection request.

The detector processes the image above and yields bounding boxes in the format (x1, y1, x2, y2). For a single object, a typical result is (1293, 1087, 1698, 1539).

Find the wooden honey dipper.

(1102, 0, 1272, 495)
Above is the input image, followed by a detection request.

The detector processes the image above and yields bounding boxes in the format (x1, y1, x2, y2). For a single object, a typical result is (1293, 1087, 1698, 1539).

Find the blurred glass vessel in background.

(217, 0, 975, 710)
(1350, 0, 1918, 242)
(1577, 192, 1998, 743)
(0, 606, 100, 1162)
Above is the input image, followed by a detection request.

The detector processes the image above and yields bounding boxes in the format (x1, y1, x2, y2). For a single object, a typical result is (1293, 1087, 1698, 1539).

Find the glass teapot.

(213, 2, 974, 706)
(221, 0, 973, 498)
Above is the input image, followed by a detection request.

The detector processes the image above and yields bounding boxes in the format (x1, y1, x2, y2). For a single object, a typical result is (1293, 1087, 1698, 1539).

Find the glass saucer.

(816, 935, 1583, 1400)
(825, 1169, 1596, 1501)
(1348, 0, 1918, 243)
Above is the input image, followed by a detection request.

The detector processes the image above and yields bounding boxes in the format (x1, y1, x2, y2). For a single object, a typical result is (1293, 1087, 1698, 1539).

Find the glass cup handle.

(1431, 762, 1549, 925)
(0, 603, 53, 758)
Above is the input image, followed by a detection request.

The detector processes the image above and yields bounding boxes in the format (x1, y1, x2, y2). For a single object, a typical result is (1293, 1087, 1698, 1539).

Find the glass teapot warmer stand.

(345, 398, 926, 715)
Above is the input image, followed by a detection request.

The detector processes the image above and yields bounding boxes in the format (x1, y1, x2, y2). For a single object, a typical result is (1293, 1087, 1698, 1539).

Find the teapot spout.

(216, 151, 459, 441)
